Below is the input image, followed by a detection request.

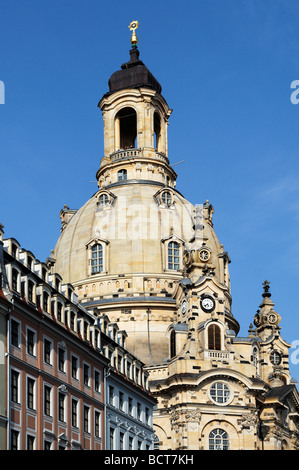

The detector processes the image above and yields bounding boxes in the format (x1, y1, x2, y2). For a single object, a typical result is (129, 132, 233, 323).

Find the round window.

(210, 382, 231, 405)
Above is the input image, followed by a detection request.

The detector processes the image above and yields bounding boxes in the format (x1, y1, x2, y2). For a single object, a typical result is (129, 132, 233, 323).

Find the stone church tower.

(52, 24, 299, 450)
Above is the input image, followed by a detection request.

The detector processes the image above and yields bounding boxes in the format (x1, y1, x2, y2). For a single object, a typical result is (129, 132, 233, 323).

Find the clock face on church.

(200, 296, 215, 312)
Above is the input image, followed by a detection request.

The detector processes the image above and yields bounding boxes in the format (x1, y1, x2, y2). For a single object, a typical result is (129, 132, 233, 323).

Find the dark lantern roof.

(107, 47, 162, 95)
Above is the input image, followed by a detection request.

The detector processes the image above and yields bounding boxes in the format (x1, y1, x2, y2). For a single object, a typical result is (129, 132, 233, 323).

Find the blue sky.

(1, 0, 299, 381)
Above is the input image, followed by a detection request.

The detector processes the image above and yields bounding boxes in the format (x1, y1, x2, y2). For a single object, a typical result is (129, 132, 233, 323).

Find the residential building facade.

(0, 226, 155, 450)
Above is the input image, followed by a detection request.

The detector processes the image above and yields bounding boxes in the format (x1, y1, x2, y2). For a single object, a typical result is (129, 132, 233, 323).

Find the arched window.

(154, 112, 161, 151)
(209, 429, 229, 450)
(168, 241, 180, 270)
(115, 107, 137, 150)
(91, 244, 103, 274)
(208, 324, 221, 350)
(118, 169, 127, 181)
(170, 330, 176, 358)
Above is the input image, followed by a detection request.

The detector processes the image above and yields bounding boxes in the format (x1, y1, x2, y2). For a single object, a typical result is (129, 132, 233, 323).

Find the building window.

(170, 330, 176, 358)
(115, 107, 137, 150)
(11, 319, 20, 348)
(44, 440, 52, 450)
(118, 169, 127, 181)
(209, 428, 229, 450)
(28, 280, 34, 302)
(43, 292, 49, 312)
(27, 435, 35, 450)
(71, 355, 78, 379)
(95, 370, 101, 394)
(137, 402, 142, 421)
(109, 386, 115, 406)
(27, 328, 36, 356)
(27, 377, 35, 410)
(91, 244, 103, 274)
(168, 241, 180, 270)
(154, 111, 161, 151)
(57, 302, 63, 322)
(99, 193, 109, 206)
(208, 324, 221, 350)
(44, 385, 51, 416)
(119, 391, 124, 411)
(128, 397, 133, 416)
(110, 427, 115, 450)
(10, 430, 19, 450)
(72, 399, 78, 428)
(120, 432, 125, 450)
(44, 338, 52, 365)
(210, 382, 230, 405)
(58, 392, 66, 422)
(161, 191, 172, 205)
(145, 407, 150, 425)
(70, 311, 76, 331)
(12, 268, 19, 292)
(11, 370, 19, 403)
(58, 347, 65, 373)
(84, 405, 90, 433)
(95, 411, 101, 438)
(83, 363, 90, 387)
(84, 321, 89, 341)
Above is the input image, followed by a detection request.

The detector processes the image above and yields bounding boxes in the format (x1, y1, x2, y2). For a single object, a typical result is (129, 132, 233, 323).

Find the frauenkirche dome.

(52, 30, 235, 363)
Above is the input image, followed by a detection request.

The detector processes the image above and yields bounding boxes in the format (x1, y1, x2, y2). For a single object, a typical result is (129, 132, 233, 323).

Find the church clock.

(200, 295, 215, 313)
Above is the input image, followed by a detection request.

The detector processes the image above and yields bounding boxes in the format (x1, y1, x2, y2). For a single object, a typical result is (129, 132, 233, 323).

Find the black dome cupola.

(106, 21, 162, 95)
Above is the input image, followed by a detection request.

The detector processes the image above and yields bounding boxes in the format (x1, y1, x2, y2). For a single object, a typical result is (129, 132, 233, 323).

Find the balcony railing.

(205, 350, 232, 361)
(110, 148, 142, 162)
(110, 148, 169, 164)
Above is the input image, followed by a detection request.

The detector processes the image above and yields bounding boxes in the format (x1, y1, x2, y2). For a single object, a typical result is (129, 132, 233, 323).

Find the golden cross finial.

(129, 21, 139, 47)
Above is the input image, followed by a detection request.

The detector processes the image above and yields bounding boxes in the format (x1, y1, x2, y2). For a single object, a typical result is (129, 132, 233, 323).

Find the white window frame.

(94, 409, 102, 439)
(11, 317, 21, 349)
(26, 326, 37, 357)
(26, 374, 37, 411)
(94, 369, 102, 395)
(71, 353, 80, 381)
(83, 362, 91, 388)
(44, 383, 53, 418)
(86, 237, 109, 276)
(43, 336, 53, 366)
(10, 367, 21, 404)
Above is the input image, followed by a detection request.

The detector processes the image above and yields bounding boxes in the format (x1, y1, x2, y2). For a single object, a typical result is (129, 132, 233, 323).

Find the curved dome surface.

(54, 182, 224, 289)
(53, 180, 231, 363)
